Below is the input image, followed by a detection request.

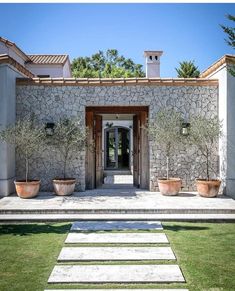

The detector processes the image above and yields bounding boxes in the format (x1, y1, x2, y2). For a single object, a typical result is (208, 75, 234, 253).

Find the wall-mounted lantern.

(45, 122, 55, 136)
(181, 122, 190, 136)
(105, 122, 113, 128)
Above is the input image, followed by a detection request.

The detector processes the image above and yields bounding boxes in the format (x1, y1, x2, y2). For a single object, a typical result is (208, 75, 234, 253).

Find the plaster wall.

(25, 64, 64, 77)
(207, 64, 235, 198)
(0, 64, 21, 196)
(16, 84, 219, 192)
(0, 42, 26, 66)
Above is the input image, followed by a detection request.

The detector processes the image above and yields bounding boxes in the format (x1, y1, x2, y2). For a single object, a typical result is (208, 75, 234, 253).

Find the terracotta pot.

(157, 178, 182, 196)
(14, 180, 40, 199)
(52, 178, 76, 196)
(196, 179, 221, 198)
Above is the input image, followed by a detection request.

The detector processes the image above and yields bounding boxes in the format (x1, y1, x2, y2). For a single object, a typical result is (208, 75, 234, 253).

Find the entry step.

(48, 264, 185, 283)
(65, 232, 169, 243)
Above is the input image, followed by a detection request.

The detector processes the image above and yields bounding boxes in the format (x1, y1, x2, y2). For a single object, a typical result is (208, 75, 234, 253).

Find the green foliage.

(189, 115, 222, 180)
(50, 117, 87, 179)
(71, 49, 145, 78)
(221, 14, 235, 76)
(147, 110, 183, 179)
(0, 117, 45, 182)
(175, 60, 200, 78)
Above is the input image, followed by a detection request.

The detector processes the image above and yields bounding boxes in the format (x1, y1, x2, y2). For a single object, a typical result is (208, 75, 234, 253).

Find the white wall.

(207, 63, 235, 198)
(63, 59, 72, 77)
(0, 42, 26, 66)
(25, 64, 64, 77)
(0, 64, 23, 196)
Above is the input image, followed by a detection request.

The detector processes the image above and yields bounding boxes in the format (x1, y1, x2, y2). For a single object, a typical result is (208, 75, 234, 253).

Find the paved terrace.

(0, 189, 234, 212)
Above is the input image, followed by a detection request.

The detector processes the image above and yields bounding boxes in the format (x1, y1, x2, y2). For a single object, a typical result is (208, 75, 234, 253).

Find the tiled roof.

(27, 54, 69, 65)
(16, 77, 218, 87)
(200, 54, 235, 78)
(0, 36, 30, 61)
(0, 54, 34, 78)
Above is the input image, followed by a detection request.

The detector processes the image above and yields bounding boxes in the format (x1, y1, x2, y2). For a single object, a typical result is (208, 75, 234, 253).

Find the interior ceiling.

(101, 114, 134, 120)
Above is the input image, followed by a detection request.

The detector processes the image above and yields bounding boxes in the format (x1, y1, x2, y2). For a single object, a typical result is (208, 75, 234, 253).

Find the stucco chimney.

(144, 51, 163, 78)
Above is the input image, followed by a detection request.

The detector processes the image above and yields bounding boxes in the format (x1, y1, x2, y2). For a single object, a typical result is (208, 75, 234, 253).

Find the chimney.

(144, 51, 163, 78)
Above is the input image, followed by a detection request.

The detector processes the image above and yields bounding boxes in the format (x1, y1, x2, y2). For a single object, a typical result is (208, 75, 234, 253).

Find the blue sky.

(0, 3, 234, 77)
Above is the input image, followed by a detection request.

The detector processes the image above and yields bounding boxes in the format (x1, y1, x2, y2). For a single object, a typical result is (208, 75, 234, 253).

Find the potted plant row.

(0, 116, 87, 198)
(147, 109, 222, 197)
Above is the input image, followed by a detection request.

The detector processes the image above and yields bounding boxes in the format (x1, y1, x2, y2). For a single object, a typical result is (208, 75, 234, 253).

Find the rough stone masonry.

(16, 84, 218, 191)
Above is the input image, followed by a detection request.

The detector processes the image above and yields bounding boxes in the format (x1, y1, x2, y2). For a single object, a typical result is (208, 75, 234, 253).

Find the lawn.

(0, 222, 234, 291)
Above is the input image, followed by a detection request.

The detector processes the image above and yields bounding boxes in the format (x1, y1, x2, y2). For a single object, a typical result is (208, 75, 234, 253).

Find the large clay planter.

(52, 178, 76, 196)
(158, 178, 182, 196)
(196, 179, 221, 198)
(14, 180, 40, 199)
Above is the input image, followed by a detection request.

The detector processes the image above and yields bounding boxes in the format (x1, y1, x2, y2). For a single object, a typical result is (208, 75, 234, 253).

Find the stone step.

(71, 221, 163, 231)
(1, 208, 234, 215)
(65, 232, 169, 244)
(1, 213, 235, 223)
(48, 264, 185, 283)
(45, 289, 189, 291)
(57, 247, 175, 261)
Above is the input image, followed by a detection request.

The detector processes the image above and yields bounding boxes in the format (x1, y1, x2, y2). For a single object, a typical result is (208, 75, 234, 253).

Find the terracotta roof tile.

(27, 54, 68, 65)
(16, 77, 218, 87)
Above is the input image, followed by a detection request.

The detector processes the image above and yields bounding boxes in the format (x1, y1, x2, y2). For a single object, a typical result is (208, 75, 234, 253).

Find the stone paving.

(65, 232, 169, 243)
(47, 220, 187, 290)
(1, 189, 234, 211)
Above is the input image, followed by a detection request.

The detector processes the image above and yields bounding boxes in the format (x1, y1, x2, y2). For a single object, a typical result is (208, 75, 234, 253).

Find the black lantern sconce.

(181, 122, 190, 136)
(105, 122, 113, 128)
(45, 122, 55, 136)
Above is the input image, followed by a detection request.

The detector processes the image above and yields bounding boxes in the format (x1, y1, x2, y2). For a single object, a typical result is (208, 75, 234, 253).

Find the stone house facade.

(0, 37, 235, 197)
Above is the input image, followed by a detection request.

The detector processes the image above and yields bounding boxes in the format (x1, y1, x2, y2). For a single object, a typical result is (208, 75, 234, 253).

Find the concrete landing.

(58, 246, 175, 261)
(65, 232, 169, 244)
(48, 264, 185, 283)
(71, 221, 163, 231)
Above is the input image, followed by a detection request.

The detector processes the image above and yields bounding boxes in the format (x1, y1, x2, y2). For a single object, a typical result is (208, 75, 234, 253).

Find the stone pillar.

(0, 64, 19, 196)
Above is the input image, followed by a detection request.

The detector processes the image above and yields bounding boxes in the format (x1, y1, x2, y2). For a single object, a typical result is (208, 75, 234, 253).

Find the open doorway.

(85, 106, 149, 190)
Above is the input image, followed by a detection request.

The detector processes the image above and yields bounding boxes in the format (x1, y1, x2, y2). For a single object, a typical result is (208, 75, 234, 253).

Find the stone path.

(65, 232, 169, 243)
(47, 220, 188, 290)
(58, 246, 175, 261)
(71, 220, 163, 230)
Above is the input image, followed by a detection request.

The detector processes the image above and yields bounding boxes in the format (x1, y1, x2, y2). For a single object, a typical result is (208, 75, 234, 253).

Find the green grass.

(0, 222, 235, 291)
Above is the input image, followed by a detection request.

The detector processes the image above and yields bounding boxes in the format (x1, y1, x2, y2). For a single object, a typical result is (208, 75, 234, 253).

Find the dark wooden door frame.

(85, 106, 149, 190)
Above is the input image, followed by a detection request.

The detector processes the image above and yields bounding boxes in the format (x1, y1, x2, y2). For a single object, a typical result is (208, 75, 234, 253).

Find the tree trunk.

(63, 158, 67, 179)
(25, 157, 29, 182)
(206, 148, 209, 181)
(166, 156, 169, 180)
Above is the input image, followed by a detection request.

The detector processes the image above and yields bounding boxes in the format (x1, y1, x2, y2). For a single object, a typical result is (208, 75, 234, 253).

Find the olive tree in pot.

(189, 115, 222, 197)
(0, 117, 45, 198)
(50, 117, 87, 196)
(147, 109, 183, 195)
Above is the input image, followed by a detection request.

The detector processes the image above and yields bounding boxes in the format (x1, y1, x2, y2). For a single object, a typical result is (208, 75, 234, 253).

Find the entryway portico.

(85, 106, 149, 190)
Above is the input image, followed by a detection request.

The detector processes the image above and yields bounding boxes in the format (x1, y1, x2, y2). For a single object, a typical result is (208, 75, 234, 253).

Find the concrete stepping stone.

(48, 264, 185, 283)
(71, 220, 163, 231)
(45, 290, 189, 291)
(65, 232, 169, 244)
(58, 246, 175, 261)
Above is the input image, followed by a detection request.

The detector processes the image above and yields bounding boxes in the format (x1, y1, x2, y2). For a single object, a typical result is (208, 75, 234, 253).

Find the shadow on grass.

(164, 224, 209, 232)
(0, 223, 71, 236)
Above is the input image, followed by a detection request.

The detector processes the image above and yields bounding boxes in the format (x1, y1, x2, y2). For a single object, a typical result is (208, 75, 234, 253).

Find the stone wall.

(16, 84, 219, 191)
